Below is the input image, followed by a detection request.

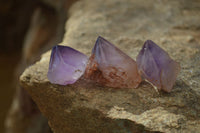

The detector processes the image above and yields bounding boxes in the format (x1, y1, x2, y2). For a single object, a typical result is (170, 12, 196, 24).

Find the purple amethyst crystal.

(136, 40, 181, 92)
(47, 45, 88, 85)
(84, 36, 141, 88)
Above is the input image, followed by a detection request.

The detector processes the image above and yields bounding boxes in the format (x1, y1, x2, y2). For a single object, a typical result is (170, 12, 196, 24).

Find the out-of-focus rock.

(22, 7, 59, 64)
(20, 0, 200, 132)
(0, 0, 37, 53)
(40, 0, 77, 11)
(5, 0, 77, 133)
(5, 6, 59, 133)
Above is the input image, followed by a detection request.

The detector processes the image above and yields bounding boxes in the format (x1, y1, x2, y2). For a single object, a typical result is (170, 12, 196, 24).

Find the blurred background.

(0, 0, 76, 132)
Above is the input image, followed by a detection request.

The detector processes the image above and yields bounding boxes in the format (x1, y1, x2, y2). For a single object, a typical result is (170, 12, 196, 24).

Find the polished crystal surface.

(84, 36, 141, 88)
(136, 40, 180, 92)
(47, 45, 88, 85)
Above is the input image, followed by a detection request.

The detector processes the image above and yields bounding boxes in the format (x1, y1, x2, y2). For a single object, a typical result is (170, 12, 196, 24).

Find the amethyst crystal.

(47, 45, 88, 85)
(136, 40, 181, 92)
(84, 36, 141, 88)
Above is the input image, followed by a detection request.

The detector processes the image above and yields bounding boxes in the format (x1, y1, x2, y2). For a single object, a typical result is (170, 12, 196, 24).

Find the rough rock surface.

(20, 0, 200, 132)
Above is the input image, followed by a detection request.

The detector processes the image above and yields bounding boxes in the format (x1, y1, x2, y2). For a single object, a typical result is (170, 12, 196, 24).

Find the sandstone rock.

(20, 0, 200, 132)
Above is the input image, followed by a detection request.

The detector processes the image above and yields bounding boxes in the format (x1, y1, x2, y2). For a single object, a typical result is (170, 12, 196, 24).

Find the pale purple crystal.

(136, 40, 181, 92)
(47, 45, 88, 85)
(84, 36, 141, 88)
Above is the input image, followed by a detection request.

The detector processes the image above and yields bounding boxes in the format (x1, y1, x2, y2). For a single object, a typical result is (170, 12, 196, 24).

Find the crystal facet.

(84, 36, 141, 88)
(136, 40, 181, 92)
(47, 45, 88, 85)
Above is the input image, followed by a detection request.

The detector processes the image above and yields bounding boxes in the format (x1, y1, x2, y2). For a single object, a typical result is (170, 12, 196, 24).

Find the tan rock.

(20, 0, 200, 132)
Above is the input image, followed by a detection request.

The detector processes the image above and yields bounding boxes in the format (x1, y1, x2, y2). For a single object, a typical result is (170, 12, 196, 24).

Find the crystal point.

(47, 45, 88, 85)
(136, 40, 180, 92)
(84, 36, 141, 88)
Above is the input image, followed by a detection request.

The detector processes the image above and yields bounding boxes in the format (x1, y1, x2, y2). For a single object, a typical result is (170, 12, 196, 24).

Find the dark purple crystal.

(136, 40, 180, 92)
(47, 45, 88, 85)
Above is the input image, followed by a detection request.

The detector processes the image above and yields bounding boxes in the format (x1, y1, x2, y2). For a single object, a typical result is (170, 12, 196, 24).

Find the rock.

(20, 0, 200, 132)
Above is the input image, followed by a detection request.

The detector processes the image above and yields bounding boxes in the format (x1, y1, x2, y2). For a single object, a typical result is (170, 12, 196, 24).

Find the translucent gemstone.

(136, 40, 181, 92)
(47, 45, 88, 85)
(84, 36, 141, 88)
